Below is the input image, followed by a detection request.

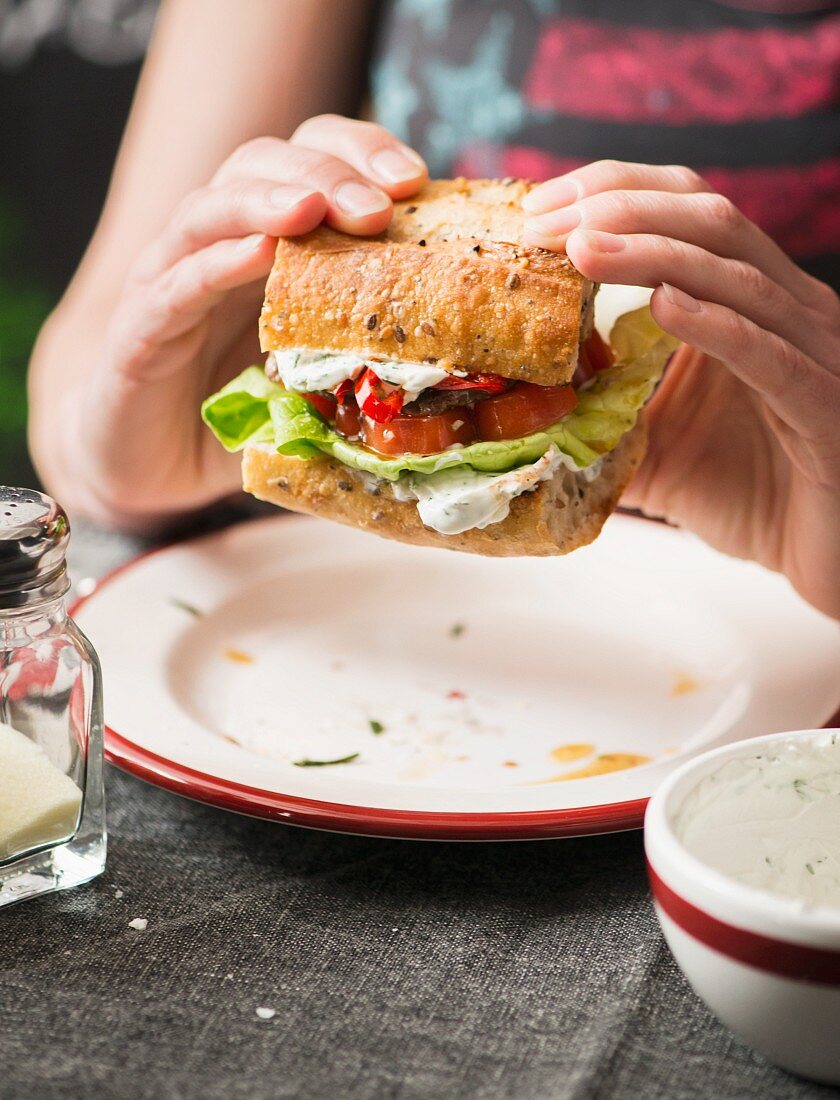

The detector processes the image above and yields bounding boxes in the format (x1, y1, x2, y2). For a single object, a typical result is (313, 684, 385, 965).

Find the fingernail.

(523, 206, 581, 240)
(662, 283, 701, 313)
(334, 180, 391, 216)
(522, 177, 581, 214)
(573, 229, 626, 253)
(520, 229, 565, 251)
(237, 233, 266, 253)
(369, 148, 426, 185)
(268, 185, 317, 211)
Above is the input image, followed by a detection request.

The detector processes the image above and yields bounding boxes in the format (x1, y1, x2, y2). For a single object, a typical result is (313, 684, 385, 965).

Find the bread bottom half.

(241, 420, 646, 557)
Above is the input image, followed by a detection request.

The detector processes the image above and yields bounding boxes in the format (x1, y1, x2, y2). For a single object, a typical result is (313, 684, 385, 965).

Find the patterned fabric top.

(371, 0, 840, 286)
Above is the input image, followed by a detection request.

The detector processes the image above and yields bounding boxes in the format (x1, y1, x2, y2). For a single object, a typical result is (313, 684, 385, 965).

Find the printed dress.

(371, 0, 840, 287)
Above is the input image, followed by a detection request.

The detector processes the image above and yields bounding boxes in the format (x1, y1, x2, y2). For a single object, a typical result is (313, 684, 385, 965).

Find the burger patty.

(403, 387, 496, 416)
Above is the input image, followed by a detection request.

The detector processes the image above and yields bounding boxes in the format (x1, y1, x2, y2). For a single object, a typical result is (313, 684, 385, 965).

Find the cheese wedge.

(0, 722, 82, 861)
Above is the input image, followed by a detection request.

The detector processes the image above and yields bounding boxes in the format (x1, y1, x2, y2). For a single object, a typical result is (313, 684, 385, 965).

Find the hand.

(66, 116, 426, 527)
(521, 161, 840, 620)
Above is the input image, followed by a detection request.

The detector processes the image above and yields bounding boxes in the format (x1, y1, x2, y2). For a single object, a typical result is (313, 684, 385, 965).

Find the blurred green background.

(0, 200, 50, 487)
(0, 1, 156, 490)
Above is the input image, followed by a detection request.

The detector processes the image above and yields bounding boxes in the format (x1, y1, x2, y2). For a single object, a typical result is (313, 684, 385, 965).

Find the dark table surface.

(2, 519, 837, 1100)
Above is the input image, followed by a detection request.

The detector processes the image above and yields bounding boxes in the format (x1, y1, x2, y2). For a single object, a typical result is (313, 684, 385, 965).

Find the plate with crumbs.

(72, 514, 840, 839)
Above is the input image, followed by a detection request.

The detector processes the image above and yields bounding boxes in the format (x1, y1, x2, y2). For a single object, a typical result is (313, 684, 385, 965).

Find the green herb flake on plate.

(293, 753, 360, 768)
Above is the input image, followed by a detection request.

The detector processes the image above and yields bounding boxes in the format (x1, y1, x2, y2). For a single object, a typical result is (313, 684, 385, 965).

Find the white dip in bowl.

(645, 728, 840, 1084)
(673, 732, 840, 909)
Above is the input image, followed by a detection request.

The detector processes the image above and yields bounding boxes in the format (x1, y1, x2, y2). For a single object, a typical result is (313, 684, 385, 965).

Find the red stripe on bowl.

(648, 862, 840, 985)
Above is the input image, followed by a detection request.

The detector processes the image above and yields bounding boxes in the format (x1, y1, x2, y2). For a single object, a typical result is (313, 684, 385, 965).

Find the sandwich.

(202, 178, 677, 555)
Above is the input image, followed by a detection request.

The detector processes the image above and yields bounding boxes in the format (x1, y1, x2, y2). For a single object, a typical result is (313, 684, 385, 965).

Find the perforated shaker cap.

(0, 487, 70, 608)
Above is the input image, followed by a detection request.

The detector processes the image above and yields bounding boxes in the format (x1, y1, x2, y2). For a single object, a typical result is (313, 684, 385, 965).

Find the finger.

(292, 114, 427, 199)
(522, 190, 817, 307)
(135, 181, 327, 280)
(564, 228, 832, 364)
(117, 233, 275, 380)
(523, 160, 712, 214)
(214, 136, 394, 235)
(650, 283, 840, 443)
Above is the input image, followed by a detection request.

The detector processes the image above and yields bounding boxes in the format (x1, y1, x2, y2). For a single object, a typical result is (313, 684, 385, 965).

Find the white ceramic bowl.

(645, 728, 840, 1084)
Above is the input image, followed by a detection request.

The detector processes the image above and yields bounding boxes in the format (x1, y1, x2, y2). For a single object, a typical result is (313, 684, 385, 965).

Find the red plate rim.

(71, 519, 840, 842)
(102, 726, 648, 840)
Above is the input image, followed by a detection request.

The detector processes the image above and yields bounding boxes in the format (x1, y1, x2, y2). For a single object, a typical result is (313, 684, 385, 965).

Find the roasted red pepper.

(354, 368, 405, 423)
(433, 372, 509, 394)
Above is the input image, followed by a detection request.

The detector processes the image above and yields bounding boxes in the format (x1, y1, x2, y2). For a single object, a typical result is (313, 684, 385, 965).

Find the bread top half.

(259, 178, 597, 387)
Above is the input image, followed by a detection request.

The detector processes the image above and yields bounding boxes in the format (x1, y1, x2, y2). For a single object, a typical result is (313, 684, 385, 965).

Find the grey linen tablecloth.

(1, 519, 837, 1100)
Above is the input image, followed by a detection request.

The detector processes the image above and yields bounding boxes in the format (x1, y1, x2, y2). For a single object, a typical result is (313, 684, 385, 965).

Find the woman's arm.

(29, 0, 377, 517)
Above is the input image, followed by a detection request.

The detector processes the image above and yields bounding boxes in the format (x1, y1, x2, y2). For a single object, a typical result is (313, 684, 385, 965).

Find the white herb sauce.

(391, 446, 564, 535)
(272, 350, 366, 392)
(674, 734, 840, 909)
(271, 349, 455, 402)
(372, 360, 453, 402)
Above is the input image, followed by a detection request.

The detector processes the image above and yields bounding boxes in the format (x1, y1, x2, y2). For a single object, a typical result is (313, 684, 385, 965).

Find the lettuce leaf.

(201, 305, 679, 480)
(200, 367, 279, 451)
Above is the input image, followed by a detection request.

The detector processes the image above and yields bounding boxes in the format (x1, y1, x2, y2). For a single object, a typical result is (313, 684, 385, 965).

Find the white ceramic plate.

(73, 514, 840, 839)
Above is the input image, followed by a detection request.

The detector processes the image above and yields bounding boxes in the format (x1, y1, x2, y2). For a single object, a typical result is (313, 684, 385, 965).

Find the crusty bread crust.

(241, 421, 646, 557)
(259, 178, 596, 388)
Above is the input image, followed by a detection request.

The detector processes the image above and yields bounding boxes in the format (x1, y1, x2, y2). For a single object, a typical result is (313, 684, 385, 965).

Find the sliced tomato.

(362, 407, 477, 455)
(335, 397, 361, 438)
(574, 331, 616, 387)
(584, 328, 615, 373)
(433, 371, 509, 394)
(475, 382, 577, 442)
(302, 392, 337, 421)
(573, 347, 596, 388)
(355, 369, 404, 423)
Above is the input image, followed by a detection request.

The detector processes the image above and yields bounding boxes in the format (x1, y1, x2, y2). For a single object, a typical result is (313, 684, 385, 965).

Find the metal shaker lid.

(0, 487, 70, 608)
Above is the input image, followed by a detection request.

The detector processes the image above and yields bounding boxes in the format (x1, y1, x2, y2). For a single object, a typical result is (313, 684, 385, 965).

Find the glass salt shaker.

(0, 487, 106, 907)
